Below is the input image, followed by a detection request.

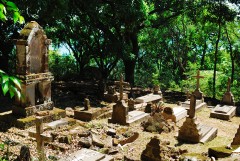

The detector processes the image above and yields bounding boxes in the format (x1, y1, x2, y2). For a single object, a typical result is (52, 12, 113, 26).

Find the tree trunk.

(213, 22, 221, 99)
(200, 40, 207, 69)
(225, 27, 234, 83)
(124, 60, 136, 86)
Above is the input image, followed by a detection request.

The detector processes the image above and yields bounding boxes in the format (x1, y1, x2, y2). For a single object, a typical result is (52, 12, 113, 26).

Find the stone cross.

(189, 94, 196, 118)
(29, 117, 52, 161)
(227, 77, 231, 92)
(193, 70, 204, 89)
(114, 74, 130, 100)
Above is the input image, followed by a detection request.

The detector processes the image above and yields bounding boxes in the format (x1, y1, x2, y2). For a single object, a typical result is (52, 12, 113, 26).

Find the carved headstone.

(222, 77, 235, 105)
(13, 21, 54, 117)
(109, 100, 128, 125)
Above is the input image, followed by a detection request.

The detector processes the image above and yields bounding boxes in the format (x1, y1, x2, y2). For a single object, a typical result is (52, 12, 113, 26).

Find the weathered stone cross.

(29, 117, 52, 161)
(227, 77, 231, 92)
(193, 70, 204, 89)
(114, 74, 130, 100)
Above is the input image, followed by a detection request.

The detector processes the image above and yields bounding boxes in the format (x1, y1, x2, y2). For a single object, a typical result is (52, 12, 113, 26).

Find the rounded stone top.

(19, 21, 43, 38)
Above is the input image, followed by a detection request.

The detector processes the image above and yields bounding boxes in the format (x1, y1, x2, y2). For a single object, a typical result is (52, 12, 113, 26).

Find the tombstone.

(210, 78, 236, 120)
(13, 21, 54, 117)
(108, 100, 149, 126)
(74, 99, 110, 121)
(59, 148, 114, 161)
(28, 117, 52, 161)
(128, 98, 135, 111)
(161, 107, 177, 123)
(153, 85, 162, 97)
(178, 95, 218, 143)
(231, 124, 240, 146)
(135, 93, 162, 104)
(84, 98, 91, 110)
(181, 70, 207, 113)
(141, 137, 161, 161)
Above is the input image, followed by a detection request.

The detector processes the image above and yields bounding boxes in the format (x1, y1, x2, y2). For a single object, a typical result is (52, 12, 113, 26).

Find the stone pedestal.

(210, 105, 236, 120)
(178, 117, 217, 143)
(135, 93, 162, 104)
(74, 108, 110, 122)
(13, 21, 54, 117)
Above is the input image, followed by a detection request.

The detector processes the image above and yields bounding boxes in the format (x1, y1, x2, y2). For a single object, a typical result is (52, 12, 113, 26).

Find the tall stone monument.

(13, 21, 54, 117)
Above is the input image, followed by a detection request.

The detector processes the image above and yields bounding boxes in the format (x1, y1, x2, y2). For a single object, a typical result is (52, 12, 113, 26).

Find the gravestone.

(19, 145, 31, 161)
(128, 98, 135, 111)
(153, 85, 162, 97)
(74, 98, 110, 121)
(28, 117, 52, 161)
(104, 74, 129, 102)
(161, 107, 177, 123)
(231, 124, 240, 146)
(59, 148, 114, 161)
(13, 21, 54, 117)
(181, 70, 207, 113)
(178, 95, 217, 143)
(210, 78, 236, 120)
(141, 137, 161, 161)
(135, 93, 162, 104)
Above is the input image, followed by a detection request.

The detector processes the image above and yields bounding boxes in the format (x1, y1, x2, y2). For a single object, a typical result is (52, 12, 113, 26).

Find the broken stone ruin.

(210, 77, 236, 120)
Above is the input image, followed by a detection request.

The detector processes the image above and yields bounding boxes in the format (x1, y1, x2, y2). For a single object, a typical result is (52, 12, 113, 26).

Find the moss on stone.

(181, 153, 208, 160)
(208, 145, 239, 158)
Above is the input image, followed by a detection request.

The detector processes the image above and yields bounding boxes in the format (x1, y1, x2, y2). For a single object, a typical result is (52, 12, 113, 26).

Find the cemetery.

(1, 1, 240, 161)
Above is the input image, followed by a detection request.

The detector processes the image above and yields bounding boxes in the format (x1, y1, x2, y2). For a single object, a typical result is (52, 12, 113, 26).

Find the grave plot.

(74, 98, 112, 121)
(181, 70, 207, 113)
(210, 77, 236, 120)
(104, 74, 129, 102)
(178, 95, 218, 143)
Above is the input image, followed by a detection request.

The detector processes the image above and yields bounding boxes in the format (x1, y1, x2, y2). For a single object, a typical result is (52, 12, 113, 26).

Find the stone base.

(74, 108, 110, 121)
(103, 92, 128, 102)
(173, 107, 188, 122)
(12, 101, 54, 117)
(0, 108, 66, 129)
(59, 148, 114, 161)
(210, 105, 236, 120)
(108, 111, 149, 126)
(182, 99, 207, 114)
(135, 93, 162, 103)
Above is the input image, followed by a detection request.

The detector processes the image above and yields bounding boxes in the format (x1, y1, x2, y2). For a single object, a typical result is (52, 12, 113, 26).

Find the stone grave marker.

(29, 117, 52, 161)
(59, 148, 114, 161)
(231, 124, 240, 146)
(141, 137, 161, 161)
(13, 21, 54, 117)
(163, 106, 187, 122)
(128, 98, 135, 111)
(181, 70, 207, 113)
(178, 95, 217, 143)
(74, 98, 111, 121)
(210, 77, 236, 120)
(104, 74, 129, 102)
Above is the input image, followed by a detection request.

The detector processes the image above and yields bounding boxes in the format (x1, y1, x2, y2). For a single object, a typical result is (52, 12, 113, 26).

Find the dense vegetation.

(1, 0, 240, 101)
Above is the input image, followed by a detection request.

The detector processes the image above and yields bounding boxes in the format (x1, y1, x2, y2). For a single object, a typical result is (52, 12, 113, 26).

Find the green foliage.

(0, 69, 21, 99)
(49, 50, 78, 80)
(0, 0, 24, 23)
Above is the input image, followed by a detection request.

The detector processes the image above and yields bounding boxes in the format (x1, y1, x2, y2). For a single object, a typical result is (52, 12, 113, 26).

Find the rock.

(78, 137, 92, 148)
(19, 145, 31, 161)
(78, 130, 91, 137)
(92, 134, 104, 148)
(107, 129, 116, 136)
(112, 138, 119, 146)
(58, 135, 72, 144)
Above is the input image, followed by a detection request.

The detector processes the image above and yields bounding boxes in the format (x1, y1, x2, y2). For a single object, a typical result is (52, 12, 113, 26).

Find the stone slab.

(59, 148, 114, 161)
(127, 111, 150, 125)
(182, 100, 207, 113)
(46, 118, 76, 129)
(210, 105, 236, 120)
(173, 107, 188, 122)
(135, 94, 162, 103)
(199, 125, 218, 143)
(134, 103, 147, 110)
